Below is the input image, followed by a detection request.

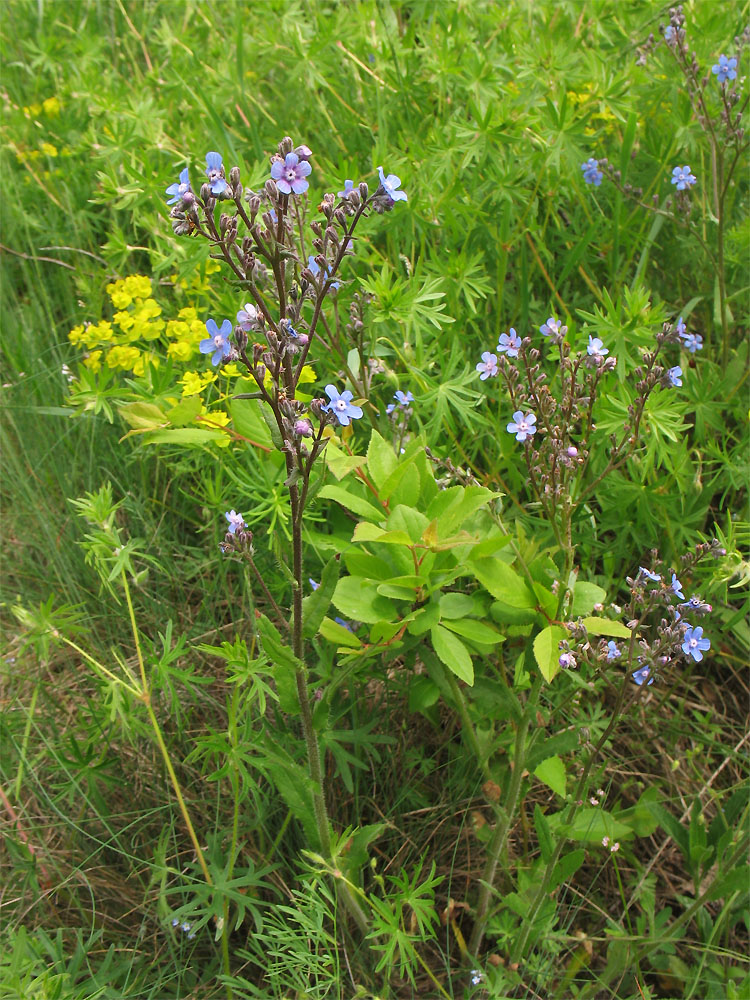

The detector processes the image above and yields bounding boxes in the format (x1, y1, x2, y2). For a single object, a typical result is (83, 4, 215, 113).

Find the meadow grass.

(1, 1, 748, 997)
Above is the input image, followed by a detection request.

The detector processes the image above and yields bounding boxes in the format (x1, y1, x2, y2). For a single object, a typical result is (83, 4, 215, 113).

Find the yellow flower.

(40, 142, 58, 157)
(138, 319, 166, 342)
(83, 350, 102, 373)
(166, 319, 190, 340)
(105, 344, 141, 370)
(107, 282, 133, 310)
(199, 408, 231, 447)
(167, 340, 196, 362)
(205, 260, 221, 275)
(178, 306, 198, 321)
(179, 371, 207, 396)
(222, 363, 242, 378)
(113, 310, 135, 332)
(124, 275, 152, 300)
(42, 96, 61, 116)
(68, 324, 85, 346)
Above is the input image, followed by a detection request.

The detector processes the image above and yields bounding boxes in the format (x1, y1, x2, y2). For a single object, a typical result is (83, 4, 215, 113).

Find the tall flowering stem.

(168, 137, 407, 935)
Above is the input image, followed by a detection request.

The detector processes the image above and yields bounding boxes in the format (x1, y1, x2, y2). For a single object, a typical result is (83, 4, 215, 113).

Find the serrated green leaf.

(167, 395, 202, 427)
(332, 576, 397, 624)
(118, 402, 167, 429)
(571, 582, 607, 616)
(469, 556, 535, 608)
(533, 625, 567, 683)
(319, 485, 384, 523)
(582, 617, 631, 638)
(534, 755, 567, 798)
(319, 616, 363, 648)
(352, 522, 412, 546)
(143, 428, 225, 446)
(442, 618, 502, 645)
(229, 397, 273, 447)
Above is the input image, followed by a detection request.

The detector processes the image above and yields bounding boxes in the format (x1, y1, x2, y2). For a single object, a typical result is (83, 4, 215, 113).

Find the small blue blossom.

(181, 923, 191, 933)
(712, 54, 738, 84)
(225, 510, 245, 535)
(470, 970, 484, 986)
(507, 410, 537, 443)
(200, 318, 233, 365)
(558, 652, 576, 670)
(377, 165, 407, 203)
(632, 665, 654, 686)
(675, 316, 686, 336)
(309, 578, 320, 591)
(271, 152, 312, 195)
(338, 179, 355, 199)
(386, 390, 414, 414)
(679, 594, 712, 616)
(680, 331, 703, 353)
(476, 352, 499, 381)
(671, 165, 697, 191)
(334, 617, 353, 630)
(667, 365, 683, 387)
(307, 256, 340, 290)
(540, 316, 565, 338)
(322, 385, 363, 426)
(171, 917, 180, 927)
(236, 303, 257, 330)
(205, 152, 228, 195)
(166, 167, 191, 205)
(670, 573, 685, 600)
(497, 329, 522, 358)
(606, 640, 621, 661)
(682, 625, 710, 662)
(581, 158, 603, 186)
(587, 336, 609, 358)
(664, 25, 676, 44)
(638, 566, 661, 582)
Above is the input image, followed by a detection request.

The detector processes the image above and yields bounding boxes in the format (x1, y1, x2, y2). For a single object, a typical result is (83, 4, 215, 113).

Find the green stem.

(468, 674, 542, 956)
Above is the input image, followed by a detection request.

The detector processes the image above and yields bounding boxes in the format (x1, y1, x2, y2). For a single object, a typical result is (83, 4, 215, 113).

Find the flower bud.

(294, 144, 312, 161)
(294, 419, 313, 438)
(359, 181, 369, 199)
(279, 136, 293, 155)
(229, 166, 241, 187)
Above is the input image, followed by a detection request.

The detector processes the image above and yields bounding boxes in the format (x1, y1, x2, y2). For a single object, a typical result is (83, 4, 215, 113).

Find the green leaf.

(408, 676, 440, 714)
(582, 617, 631, 638)
(325, 440, 366, 480)
(571, 582, 607, 617)
(366, 430, 398, 492)
(118, 402, 167, 429)
(430, 624, 474, 685)
(407, 601, 441, 636)
(229, 397, 273, 447)
(442, 618, 503, 645)
(548, 807, 632, 844)
(352, 522, 412, 546)
(167, 395, 202, 427)
(332, 577, 397, 624)
(549, 849, 585, 890)
(302, 557, 340, 638)
(534, 756, 567, 798)
(534, 804, 554, 862)
(533, 625, 567, 683)
(255, 614, 300, 715)
(258, 400, 284, 450)
(387, 504, 430, 543)
(319, 485, 384, 523)
(439, 593, 476, 619)
(143, 428, 225, 446)
(319, 616, 362, 648)
(469, 556, 536, 609)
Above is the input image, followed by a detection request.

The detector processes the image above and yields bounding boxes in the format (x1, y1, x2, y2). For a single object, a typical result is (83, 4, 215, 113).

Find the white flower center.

(214, 335, 223, 347)
(335, 399, 347, 411)
(285, 168, 296, 181)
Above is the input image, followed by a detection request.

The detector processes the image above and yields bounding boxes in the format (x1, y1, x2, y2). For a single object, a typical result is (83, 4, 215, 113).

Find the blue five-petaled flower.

(680, 331, 703, 353)
(476, 352, 498, 381)
(166, 167, 191, 205)
(507, 410, 537, 443)
(338, 179, 355, 199)
(377, 166, 408, 203)
(587, 336, 609, 358)
(386, 390, 414, 414)
(200, 318, 233, 365)
(205, 152, 228, 195)
(606, 641, 621, 661)
(632, 665, 654, 686)
(497, 329, 522, 358)
(540, 317, 564, 338)
(322, 385, 363, 426)
(225, 510, 245, 535)
(712, 54, 738, 84)
(271, 152, 312, 195)
(667, 366, 683, 387)
(682, 625, 711, 662)
(671, 166, 697, 191)
(671, 573, 685, 600)
(581, 158, 603, 186)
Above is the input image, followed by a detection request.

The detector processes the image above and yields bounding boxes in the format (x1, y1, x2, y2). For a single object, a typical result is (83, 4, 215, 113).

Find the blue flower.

(205, 152, 228, 195)
(712, 54, 738, 84)
(271, 152, 312, 195)
(307, 256, 340, 290)
(675, 316, 687, 336)
(680, 331, 703, 353)
(664, 25, 676, 44)
(200, 318, 233, 365)
(497, 329, 522, 358)
(667, 365, 683, 387)
(338, 179, 355, 199)
(638, 566, 661, 582)
(386, 390, 414, 415)
(671, 573, 685, 600)
(558, 652, 576, 669)
(606, 640, 621, 661)
(476, 352, 498, 381)
(682, 625, 710, 661)
(540, 316, 565, 338)
(166, 167, 191, 205)
(171, 917, 180, 927)
(377, 166, 407, 203)
(587, 336, 609, 358)
(236, 303, 257, 330)
(309, 578, 320, 591)
(632, 665, 654, 686)
(679, 595, 712, 616)
(225, 510, 245, 535)
(581, 158, 603, 186)
(507, 410, 537, 443)
(322, 385, 363, 426)
(671, 166, 697, 191)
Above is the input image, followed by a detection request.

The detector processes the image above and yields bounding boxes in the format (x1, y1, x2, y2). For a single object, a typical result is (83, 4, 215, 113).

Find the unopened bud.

(294, 419, 313, 438)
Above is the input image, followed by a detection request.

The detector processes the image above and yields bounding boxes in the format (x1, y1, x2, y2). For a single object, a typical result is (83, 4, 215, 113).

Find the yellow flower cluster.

(22, 96, 62, 118)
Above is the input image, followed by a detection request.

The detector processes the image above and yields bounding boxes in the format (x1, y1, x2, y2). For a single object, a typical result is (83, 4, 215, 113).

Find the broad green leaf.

(118, 402, 167, 429)
(408, 676, 441, 714)
(332, 577, 397, 624)
(143, 428, 225, 446)
(319, 485, 384, 523)
(302, 556, 340, 638)
(167, 395, 202, 427)
(548, 807, 632, 844)
(430, 624, 474, 685)
(439, 593, 476, 619)
(533, 625, 568, 683)
(442, 618, 503, 645)
(319, 616, 362, 648)
(407, 601, 441, 636)
(469, 556, 535, 609)
(366, 429, 398, 491)
(534, 755, 567, 798)
(325, 440, 366, 480)
(378, 456, 420, 503)
(387, 504, 430, 543)
(549, 849, 586, 890)
(582, 617, 631, 638)
(229, 397, 273, 447)
(352, 522, 412, 546)
(571, 582, 607, 616)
